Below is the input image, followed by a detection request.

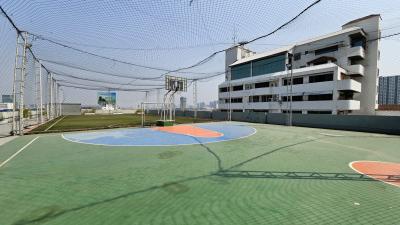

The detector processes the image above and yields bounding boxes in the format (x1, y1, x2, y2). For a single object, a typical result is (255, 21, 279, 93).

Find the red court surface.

(153, 125, 223, 138)
(350, 161, 400, 187)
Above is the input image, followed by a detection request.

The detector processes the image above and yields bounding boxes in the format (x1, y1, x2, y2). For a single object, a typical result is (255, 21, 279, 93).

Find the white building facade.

(218, 15, 381, 115)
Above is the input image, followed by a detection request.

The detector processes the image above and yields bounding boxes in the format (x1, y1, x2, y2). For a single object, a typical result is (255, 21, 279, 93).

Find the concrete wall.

(61, 103, 81, 116)
(152, 110, 400, 135)
(282, 114, 400, 134)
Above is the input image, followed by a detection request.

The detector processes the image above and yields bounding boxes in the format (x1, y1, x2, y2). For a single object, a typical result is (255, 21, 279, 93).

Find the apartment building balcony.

(347, 64, 365, 76)
(218, 103, 244, 110)
(289, 100, 360, 110)
(347, 46, 365, 59)
(336, 79, 361, 92)
(219, 100, 360, 111)
(219, 79, 361, 99)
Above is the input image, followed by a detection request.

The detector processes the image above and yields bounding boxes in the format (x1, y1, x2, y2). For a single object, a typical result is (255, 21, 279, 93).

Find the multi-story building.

(378, 75, 400, 105)
(180, 97, 187, 110)
(218, 15, 381, 115)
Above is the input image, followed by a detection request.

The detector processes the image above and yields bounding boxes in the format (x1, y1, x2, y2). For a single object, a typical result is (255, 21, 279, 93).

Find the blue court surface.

(62, 122, 256, 146)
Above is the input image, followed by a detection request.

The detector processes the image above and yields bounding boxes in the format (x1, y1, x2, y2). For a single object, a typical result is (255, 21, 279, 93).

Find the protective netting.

(1, 0, 400, 136)
(0, 14, 15, 136)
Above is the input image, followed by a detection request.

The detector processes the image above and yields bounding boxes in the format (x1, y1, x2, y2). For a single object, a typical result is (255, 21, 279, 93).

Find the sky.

(0, 0, 400, 108)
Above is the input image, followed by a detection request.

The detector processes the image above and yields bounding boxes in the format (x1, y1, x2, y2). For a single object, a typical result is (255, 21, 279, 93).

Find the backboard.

(165, 75, 187, 92)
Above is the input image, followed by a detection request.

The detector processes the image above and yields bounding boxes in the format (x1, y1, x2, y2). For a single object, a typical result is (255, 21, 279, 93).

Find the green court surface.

(31, 114, 213, 133)
(0, 122, 399, 225)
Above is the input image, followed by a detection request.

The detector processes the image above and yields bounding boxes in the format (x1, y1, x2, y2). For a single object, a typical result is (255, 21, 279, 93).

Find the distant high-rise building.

(180, 97, 187, 110)
(209, 100, 218, 109)
(378, 75, 400, 105)
(1, 95, 13, 103)
(198, 102, 206, 109)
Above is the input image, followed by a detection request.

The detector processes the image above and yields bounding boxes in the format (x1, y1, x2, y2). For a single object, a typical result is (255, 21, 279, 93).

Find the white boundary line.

(319, 133, 344, 137)
(61, 123, 257, 147)
(44, 116, 66, 131)
(0, 137, 39, 168)
(349, 160, 400, 188)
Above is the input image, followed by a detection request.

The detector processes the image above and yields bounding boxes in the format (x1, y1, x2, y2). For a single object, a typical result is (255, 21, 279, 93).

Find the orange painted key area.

(153, 125, 223, 138)
(350, 161, 400, 187)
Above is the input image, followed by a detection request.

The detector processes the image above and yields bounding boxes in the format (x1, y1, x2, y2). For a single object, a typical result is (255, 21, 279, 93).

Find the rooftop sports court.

(0, 122, 399, 225)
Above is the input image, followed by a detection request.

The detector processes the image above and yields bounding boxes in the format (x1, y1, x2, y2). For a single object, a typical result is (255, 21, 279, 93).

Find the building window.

(252, 53, 286, 77)
(309, 73, 333, 83)
(293, 77, 303, 85)
(231, 62, 251, 80)
(255, 81, 269, 88)
(245, 84, 253, 90)
(282, 110, 302, 114)
(232, 85, 243, 91)
(350, 58, 363, 65)
(283, 77, 303, 86)
(219, 87, 228, 92)
(308, 94, 333, 101)
(231, 98, 243, 103)
(250, 96, 260, 103)
(314, 45, 339, 55)
(281, 95, 303, 102)
(294, 53, 301, 61)
(350, 34, 366, 49)
(224, 98, 243, 103)
(261, 95, 267, 102)
(307, 111, 332, 114)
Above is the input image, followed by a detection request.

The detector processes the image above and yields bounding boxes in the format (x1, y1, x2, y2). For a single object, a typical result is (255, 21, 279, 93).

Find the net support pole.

(49, 73, 53, 119)
(145, 91, 149, 114)
(56, 83, 60, 117)
(46, 72, 50, 120)
(11, 33, 20, 135)
(288, 46, 295, 126)
(193, 80, 198, 120)
(141, 103, 144, 127)
(228, 78, 232, 121)
(156, 89, 160, 114)
(38, 61, 43, 123)
(18, 31, 29, 136)
(58, 84, 61, 116)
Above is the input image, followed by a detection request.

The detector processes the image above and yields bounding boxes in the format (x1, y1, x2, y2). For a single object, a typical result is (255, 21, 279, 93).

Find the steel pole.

(289, 47, 295, 126)
(193, 80, 198, 120)
(11, 33, 20, 135)
(18, 32, 29, 135)
(49, 73, 53, 119)
(39, 61, 43, 123)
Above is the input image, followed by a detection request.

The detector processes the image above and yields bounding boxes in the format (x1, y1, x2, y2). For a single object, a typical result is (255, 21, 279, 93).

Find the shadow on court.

(215, 170, 400, 182)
